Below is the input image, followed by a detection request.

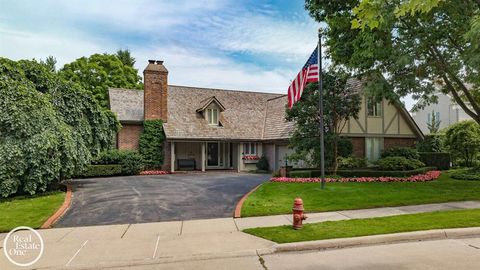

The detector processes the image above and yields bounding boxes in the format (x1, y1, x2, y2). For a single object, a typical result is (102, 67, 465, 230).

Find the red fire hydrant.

(292, 197, 307, 229)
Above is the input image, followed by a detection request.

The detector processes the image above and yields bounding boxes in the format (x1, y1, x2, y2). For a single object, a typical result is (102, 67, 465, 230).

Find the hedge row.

(77, 165, 123, 178)
(290, 167, 436, 178)
(418, 152, 451, 170)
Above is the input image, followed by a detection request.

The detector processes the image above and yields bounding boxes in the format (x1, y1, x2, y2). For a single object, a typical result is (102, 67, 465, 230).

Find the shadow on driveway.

(55, 173, 269, 227)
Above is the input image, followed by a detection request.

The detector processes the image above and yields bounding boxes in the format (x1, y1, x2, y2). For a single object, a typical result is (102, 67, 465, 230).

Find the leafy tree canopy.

(60, 52, 142, 109)
(286, 69, 361, 169)
(305, 0, 480, 124)
(0, 58, 119, 197)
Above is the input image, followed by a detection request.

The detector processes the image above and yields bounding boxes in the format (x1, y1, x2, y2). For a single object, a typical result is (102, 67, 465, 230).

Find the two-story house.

(411, 91, 473, 134)
(109, 60, 423, 172)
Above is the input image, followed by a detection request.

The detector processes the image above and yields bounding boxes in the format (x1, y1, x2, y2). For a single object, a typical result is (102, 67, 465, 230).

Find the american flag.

(288, 47, 319, 108)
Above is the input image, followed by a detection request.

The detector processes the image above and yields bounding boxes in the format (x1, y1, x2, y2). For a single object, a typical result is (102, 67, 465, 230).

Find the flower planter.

(243, 159, 259, 164)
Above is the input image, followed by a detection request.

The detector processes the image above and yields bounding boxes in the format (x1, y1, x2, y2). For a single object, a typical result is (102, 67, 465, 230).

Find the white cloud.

(0, 26, 110, 67)
(132, 45, 292, 93)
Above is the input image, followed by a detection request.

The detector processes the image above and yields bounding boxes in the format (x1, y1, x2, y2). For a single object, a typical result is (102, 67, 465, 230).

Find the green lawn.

(242, 172, 480, 217)
(0, 192, 65, 232)
(244, 209, 480, 243)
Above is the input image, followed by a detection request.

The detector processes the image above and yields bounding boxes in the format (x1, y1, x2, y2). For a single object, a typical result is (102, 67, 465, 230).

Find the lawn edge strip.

(41, 184, 72, 229)
(234, 183, 263, 218)
(272, 227, 480, 253)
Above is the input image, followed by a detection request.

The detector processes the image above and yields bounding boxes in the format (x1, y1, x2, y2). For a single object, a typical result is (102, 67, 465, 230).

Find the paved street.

(56, 173, 269, 227)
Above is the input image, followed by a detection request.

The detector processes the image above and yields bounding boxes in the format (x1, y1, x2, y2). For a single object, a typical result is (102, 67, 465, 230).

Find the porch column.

(201, 142, 206, 172)
(237, 143, 242, 172)
(170, 142, 175, 173)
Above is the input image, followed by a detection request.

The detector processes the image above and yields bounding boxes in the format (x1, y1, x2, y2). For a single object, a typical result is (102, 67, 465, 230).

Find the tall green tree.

(286, 69, 361, 172)
(60, 53, 142, 108)
(305, 0, 480, 124)
(116, 49, 136, 67)
(0, 58, 119, 197)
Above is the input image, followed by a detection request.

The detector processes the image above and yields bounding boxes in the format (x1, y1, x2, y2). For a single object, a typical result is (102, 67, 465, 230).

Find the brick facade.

(349, 137, 365, 158)
(384, 137, 416, 150)
(144, 60, 168, 121)
(117, 124, 143, 150)
(162, 141, 171, 171)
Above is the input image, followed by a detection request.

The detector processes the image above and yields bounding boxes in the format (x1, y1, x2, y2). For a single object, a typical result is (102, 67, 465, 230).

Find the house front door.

(207, 142, 219, 167)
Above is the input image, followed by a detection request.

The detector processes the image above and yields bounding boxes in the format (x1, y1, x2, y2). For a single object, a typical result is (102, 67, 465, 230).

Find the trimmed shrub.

(92, 149, 144, 175)
(337, 156, 367, 169)
(119, 151, 144, 175)
(451, 168, 480, 181)
(290, 170, 313, 178)
(381, 147, 420, 160)
(256, 155, 269, 171)
(139, 120, 165, 169)
(290, 167, 435, 178)
(78, 165, 122, 178)
(377, 157, 425, 171)
(419, 152, 451, 170)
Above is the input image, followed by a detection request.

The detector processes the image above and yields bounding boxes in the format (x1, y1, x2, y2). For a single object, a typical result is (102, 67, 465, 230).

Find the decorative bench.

(177, 159, 196, 170)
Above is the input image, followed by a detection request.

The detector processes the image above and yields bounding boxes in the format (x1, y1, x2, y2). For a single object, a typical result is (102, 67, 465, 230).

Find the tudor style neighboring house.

(342, 79, 424, 161)
(109, 60, 423, 172)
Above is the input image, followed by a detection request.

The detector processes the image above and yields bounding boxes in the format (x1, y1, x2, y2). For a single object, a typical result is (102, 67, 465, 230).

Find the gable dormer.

(196, 96, 225, 126)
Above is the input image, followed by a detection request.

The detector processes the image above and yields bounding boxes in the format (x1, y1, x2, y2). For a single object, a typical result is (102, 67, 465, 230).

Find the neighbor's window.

(243, 143, 256, 155)
(367, 97, 382, 117)
(207, 108, 219, 125)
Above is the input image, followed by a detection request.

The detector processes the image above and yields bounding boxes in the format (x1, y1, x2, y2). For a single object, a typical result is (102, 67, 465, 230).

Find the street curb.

(34, 228, 480, 269)
(233, 183, 262, 218)
(272, 227, 480, 253)
(41, 184, 73, 229)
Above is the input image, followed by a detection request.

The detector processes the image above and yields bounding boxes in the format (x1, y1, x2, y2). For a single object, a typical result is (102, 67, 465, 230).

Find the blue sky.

(0, 0, 415, 108)
(0, 0, 318, 92)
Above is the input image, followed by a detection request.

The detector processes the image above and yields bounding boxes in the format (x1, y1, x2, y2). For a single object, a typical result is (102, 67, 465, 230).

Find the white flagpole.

(317, 29, 326, 189)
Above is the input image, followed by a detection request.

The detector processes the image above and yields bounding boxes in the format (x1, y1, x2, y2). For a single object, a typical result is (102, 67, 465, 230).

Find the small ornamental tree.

(427, 110, 441, 133)
(139, 120, 165, 169)
(286, 69, 361, 173)
(445, 120, 480, 167)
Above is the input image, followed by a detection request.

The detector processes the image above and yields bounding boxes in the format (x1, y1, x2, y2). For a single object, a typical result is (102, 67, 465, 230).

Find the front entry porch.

(169, 141, 263, 173)
(169, 141, 239, 172)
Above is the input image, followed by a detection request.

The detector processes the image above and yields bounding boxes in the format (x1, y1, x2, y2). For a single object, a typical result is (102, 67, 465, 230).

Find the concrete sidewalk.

(1, 201, 480, 269)
(235, 200, 480, 230)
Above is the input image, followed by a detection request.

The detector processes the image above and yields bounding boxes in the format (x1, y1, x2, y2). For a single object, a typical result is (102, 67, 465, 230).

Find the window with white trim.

(206, 108, 219, 125)
(243, 143, 257, 155)
(367, 97, 382, 117)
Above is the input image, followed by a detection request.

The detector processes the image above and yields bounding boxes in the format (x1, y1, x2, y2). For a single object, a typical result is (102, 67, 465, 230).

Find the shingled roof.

(109, 88, 144, 122)
(109, 85, 290, 140)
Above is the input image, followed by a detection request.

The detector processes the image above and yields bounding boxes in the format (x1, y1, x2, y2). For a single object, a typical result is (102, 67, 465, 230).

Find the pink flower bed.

(139, 170, 171, 175)
(271, 170, 441, 183)
(242, 155, 260, 160)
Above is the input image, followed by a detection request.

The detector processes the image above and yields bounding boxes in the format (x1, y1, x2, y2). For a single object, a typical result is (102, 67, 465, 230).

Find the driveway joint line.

(233, 218, 240, 231)
(66, 240, 88, 267)
(121, 224, 131, 239)
(152, 235, 160, 259)
(56, 228, 75, 242)
(179, 221, 184, 235)
(335, 211, 353, 219)
(132, 187, 142, 197)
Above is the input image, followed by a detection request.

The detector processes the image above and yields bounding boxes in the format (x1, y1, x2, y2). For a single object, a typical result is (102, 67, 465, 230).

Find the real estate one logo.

(3, 226, 44, 267)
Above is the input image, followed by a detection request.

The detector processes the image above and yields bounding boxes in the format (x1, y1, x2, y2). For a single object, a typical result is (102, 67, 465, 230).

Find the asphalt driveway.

(55, 173, 269, 227)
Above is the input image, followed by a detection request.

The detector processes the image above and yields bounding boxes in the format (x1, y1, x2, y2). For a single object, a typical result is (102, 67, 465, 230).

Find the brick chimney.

(144, 60, 168, 121)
